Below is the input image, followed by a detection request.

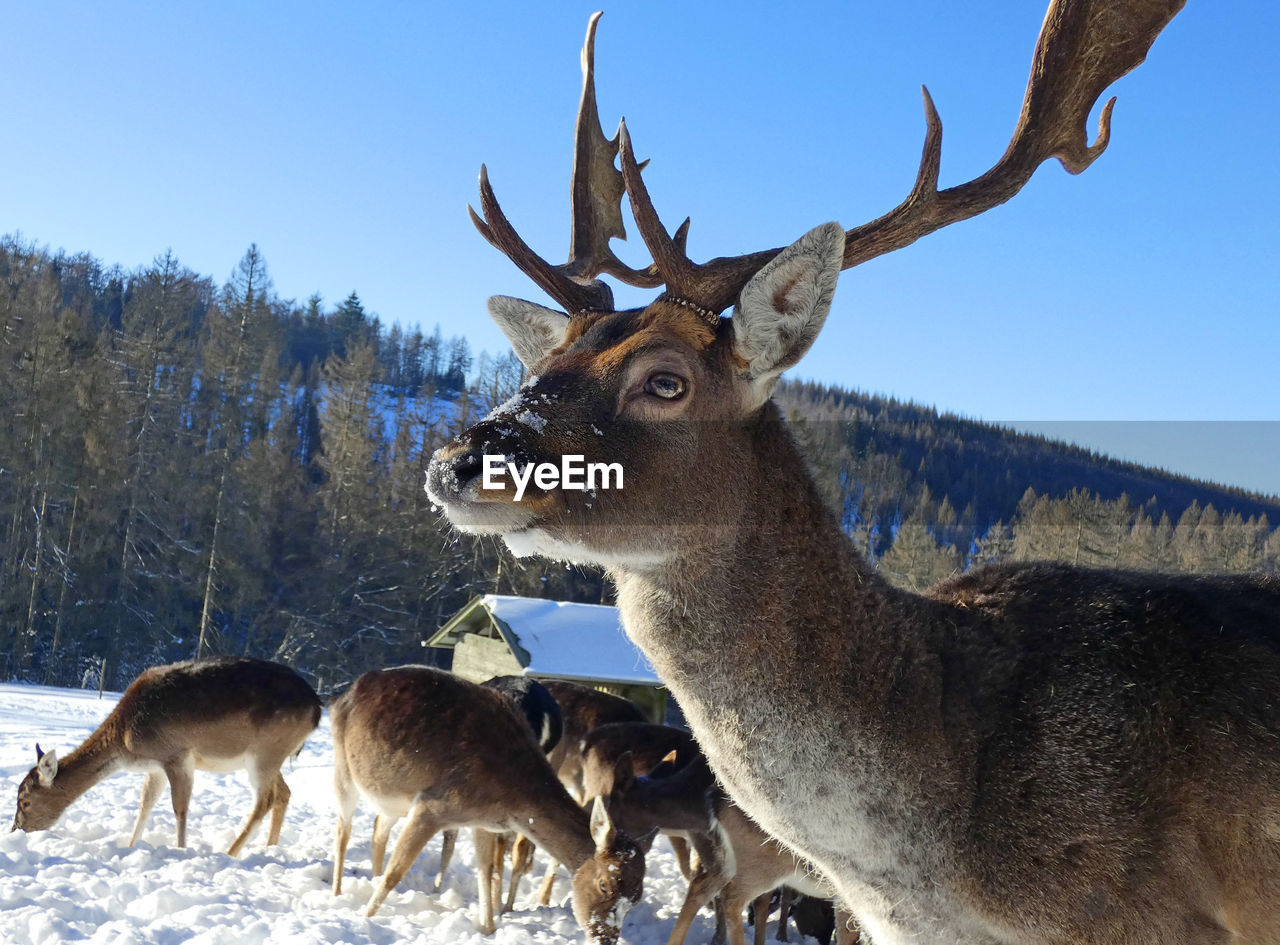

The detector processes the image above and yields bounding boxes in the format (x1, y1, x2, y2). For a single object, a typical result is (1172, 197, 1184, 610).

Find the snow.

(0, 682, 792, 945)
(480, 595, 660, 686)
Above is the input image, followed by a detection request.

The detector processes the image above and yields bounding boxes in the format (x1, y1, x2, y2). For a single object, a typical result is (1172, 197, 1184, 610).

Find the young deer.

(428, 5, 1280, 944)
(329, 665, 649, 942)
(452, 675, 563, 913)
(601, 751, 730, 945)
(702, 800, 859, 945)
(533, 679, 648, 904)
(580, 722, 700, 806)
(11, 657, 320, 855)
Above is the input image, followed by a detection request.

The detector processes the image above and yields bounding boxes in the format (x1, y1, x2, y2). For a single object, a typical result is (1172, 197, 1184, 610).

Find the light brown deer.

(541, 679, 649, 801)
(533, 678, 648, 904)
(701, 800, 859, 945)
(428, 4, 1280, 944)
(329, 665, 649, 942)
(11, 657, 320, 855)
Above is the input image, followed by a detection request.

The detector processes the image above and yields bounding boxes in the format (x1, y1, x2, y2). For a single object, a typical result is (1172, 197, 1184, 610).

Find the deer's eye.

(644, 372, 686, 400)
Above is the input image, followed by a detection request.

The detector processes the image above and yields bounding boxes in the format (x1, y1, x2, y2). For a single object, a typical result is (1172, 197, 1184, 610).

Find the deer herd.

(11, 655, 845, 945)
(13, 1, 1280, 943)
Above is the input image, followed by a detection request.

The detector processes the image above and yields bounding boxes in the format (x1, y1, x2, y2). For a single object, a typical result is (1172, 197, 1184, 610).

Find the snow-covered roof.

(430, 594, 660, 687)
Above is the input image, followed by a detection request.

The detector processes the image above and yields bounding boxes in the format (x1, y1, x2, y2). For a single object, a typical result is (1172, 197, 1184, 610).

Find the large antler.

(477, 0, 1186, 317)
(469, 12, 660, 315)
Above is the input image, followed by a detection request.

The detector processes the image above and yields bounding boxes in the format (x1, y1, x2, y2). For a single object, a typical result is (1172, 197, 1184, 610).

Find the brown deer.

(427, 4, 1280, 944)
(533, 678, 648, 903)
(329, 665, 650, 942)
(541, 679, 648, 800)
(580, 722, 700, 805)
(11, 657, 320, 856)
(458, 675, 564, 913)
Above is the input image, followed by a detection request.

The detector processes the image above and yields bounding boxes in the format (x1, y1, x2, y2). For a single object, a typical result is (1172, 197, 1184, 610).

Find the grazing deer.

(11, 657, 320, 855)
(427, 4, 1280, 944)
(601, 751, 732, 945)
(452, 675, 564, 913)
(330, 665, 649, 942)
(541, 679, 648, 800)
(580, 721, 699, 805)
(534, 678, 648, 903)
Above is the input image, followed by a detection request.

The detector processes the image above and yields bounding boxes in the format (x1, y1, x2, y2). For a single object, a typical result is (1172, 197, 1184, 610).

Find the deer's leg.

(128, 770, 166, 846)
(435, 827, 457, 890)
(716, 883, 755, 945)
(665, 844, 733, 945)
(670, 834, 694, 880)
(775, 888, 793, 942)
(371, 814, 396, 876)
(752, 892, 772, 945)
(163, 755, 195, 849)
(505, 834, 535, 912)
(492, 830, 508, 908)
(365, 800, 440, 918)
(227, 761, 279, 856)
(472, 827, 500, 934)
(332, 755, 359, 896)
(712, 896, 728, 945)
(536, 860, 560, 905)
(834, 908, 860, 945)
(265, 773, 291, 846)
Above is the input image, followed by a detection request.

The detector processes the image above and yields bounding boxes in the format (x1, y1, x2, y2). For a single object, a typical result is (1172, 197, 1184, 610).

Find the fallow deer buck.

(429, 3, 1280, 944)
(11, 657, 321, 855)
(329, 666, 650, 942)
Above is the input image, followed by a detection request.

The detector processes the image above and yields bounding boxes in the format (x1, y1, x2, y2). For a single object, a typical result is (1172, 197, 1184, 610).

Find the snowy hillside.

(0, 682, 808, 945)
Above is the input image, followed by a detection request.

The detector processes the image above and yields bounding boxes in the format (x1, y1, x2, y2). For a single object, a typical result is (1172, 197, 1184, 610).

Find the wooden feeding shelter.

(426, 594, 672, 723)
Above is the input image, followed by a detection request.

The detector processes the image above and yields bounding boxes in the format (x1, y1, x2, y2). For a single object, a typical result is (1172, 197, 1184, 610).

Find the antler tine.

(470, 11, 664, 316)
(469, 165, 614, 316)
(618, 120, 780, 317)
(621, 0, 1181, 312)
(568, 12, 663, 290)
(842, 0, 1185, 268)
(476, 0, 1184, 319)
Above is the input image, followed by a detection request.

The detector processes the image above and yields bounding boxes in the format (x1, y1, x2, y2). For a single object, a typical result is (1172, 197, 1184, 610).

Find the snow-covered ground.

(0, 682, 804, 945)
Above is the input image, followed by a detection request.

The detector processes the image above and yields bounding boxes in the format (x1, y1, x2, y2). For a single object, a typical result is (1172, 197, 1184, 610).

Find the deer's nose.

(426, 446, 485, 503)
(448, 450, 483, 488)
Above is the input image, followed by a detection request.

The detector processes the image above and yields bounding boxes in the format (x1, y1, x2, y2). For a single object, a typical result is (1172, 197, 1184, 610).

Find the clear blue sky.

(4, 2, 1277, 497)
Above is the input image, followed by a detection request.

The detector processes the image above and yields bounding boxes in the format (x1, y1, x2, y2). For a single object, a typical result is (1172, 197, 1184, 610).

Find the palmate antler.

(471, 0, 1186, 318)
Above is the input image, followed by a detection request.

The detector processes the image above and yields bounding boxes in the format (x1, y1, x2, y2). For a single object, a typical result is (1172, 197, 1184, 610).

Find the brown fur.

(12, 656, 320, 855)
(329, 666, 646, 943)
(580, 722, 700, 804)
(429, 286, 1280, 944)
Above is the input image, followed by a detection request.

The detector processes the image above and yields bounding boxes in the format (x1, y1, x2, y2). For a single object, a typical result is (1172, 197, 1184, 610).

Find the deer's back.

(112, 657, 320, 762)
(917, 563, 1280, 941)
(330, 666, 549, 813)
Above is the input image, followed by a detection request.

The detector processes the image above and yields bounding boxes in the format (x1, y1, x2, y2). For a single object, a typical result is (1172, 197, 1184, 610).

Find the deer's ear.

(589, 795, 616, 849)
(488, 296, 571, 369)
(731, 222, 844, 405)
(36, 747, 58, 786)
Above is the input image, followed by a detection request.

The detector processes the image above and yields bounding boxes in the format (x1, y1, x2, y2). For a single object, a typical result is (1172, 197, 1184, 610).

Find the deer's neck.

(612, 403, 958, 865)
(49, 726, 125, 811)
(507, 777, 595, 869)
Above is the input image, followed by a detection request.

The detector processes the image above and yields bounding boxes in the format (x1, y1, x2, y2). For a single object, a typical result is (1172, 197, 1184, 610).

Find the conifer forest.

(3, 237, 1277, 691)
